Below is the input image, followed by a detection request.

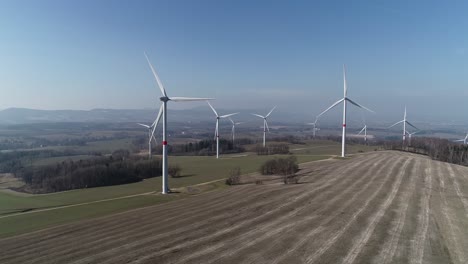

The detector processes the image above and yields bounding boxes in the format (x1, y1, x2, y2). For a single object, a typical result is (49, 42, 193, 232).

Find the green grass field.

(0, 140, 373, 238)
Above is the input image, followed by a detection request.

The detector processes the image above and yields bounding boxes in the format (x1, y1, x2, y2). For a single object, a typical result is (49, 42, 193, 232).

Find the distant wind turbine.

(455, 133, 468, 145)
(317, 65, 374, 157)
(252, 106, 276, 147)
(357, 111, 368, 143)
(138, 119, 160, 159)
(357, 124, 368, 143)
(229, 117, 243, 144)
(406, 130, 419, 146)
(307, 118, 320, 138)
(145, 52, 214, 194)
(207, 101, 238, 159)
(388, 106, 418, 143)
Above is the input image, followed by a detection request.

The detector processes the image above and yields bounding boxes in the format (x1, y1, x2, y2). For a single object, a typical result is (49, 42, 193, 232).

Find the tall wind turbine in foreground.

(252, 106, 276, 147)
(229, 117, 242, 144)
(145, 53, 214, 194)
(207, 101, 238, 159)
(455, 133, 468, 145)
(317, 65, 374, 157)
(388, 106, 418, 142)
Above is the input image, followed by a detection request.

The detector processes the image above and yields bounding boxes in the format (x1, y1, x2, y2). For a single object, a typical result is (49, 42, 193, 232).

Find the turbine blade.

(228, 117, 235, 125)
(170, 97, 215, 102)
(346, 98, 374, 113)
(266, 106, 277, 118)
(206, 101, 218, 117)
(265, 119, 270, 132)
(137, 123, 150, 128)
(405, 121, 418, 130)
(343, 64, 347, 97)
(317, 98, 344, 118)
(251, 114, 265, 119)
(358, 126, 366, 135)
(150, 104, 163, 139)
(388, 120, 404, 129)
(220, 112, 239, 118)
(144, 52, 167, 97)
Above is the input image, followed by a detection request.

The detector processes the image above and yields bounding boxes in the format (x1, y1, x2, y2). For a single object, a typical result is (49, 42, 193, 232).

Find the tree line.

(133, 138, 248, 156)
(15, 150, 163, 193)
(382, 137, 468, 166)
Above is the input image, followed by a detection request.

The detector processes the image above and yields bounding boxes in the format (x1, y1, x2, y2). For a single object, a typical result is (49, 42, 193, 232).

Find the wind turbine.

(388, 106, 418, 143)
(357, 124, 368, 143)
(307, 118, 320, 138)
(137, 121, 159, 159)
(145, 53, 214, 194)
(455, 133, 468, 145)
(317, 65, 374, 157)
(406, 130, 419, 146)
(357, 111, 368, 143)
(252, 106, 276, 147)
(207, 101, 238, 159)
(229, 117, 243, 144)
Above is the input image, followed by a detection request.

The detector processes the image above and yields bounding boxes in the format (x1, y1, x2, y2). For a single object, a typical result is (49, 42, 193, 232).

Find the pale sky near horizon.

(0, 0, 467, 121)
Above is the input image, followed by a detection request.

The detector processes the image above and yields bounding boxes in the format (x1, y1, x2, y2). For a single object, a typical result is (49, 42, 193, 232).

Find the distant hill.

(0, 107, 311, 125)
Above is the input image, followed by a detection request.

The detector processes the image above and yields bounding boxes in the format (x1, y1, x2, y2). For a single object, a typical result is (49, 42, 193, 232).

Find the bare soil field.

(1, 151, 468, 264)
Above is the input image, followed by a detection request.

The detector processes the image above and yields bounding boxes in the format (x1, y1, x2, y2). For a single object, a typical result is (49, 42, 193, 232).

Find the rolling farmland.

(1, 151, 468, 264)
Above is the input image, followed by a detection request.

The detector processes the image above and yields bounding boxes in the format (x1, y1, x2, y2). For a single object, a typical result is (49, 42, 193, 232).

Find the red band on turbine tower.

(162, 141, 168, 145)
(343, 124, 346, 127)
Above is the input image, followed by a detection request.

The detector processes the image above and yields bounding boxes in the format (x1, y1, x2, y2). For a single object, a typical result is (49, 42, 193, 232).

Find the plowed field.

(1, 151, 468, 264)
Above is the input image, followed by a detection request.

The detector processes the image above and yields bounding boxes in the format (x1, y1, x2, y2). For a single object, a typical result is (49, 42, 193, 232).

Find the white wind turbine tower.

(388, 106, 418, 143)
(145, 53, 214, 194)
(229, 117, 242, 144)
(455, 133, 468, 145)
(207, 101, 238, 159)
(317, 65, 374, 157)
(252, 106, 276, 147)
(137, 119, 160, 159)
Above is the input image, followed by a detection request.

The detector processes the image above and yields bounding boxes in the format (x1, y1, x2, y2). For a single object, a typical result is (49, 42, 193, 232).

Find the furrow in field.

(446, 164, 468, 216)
(374, 158, 419, 264)
(435, 161, 466, 264)
(303, 158, 411, 264)
(409, 159, 432, 264)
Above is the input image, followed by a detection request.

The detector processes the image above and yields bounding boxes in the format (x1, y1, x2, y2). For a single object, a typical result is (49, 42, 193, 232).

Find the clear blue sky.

(0, 0, 467, 121)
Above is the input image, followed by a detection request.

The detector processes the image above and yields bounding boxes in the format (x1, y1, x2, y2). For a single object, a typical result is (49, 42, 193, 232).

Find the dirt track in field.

(1, 151, 468, 264)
